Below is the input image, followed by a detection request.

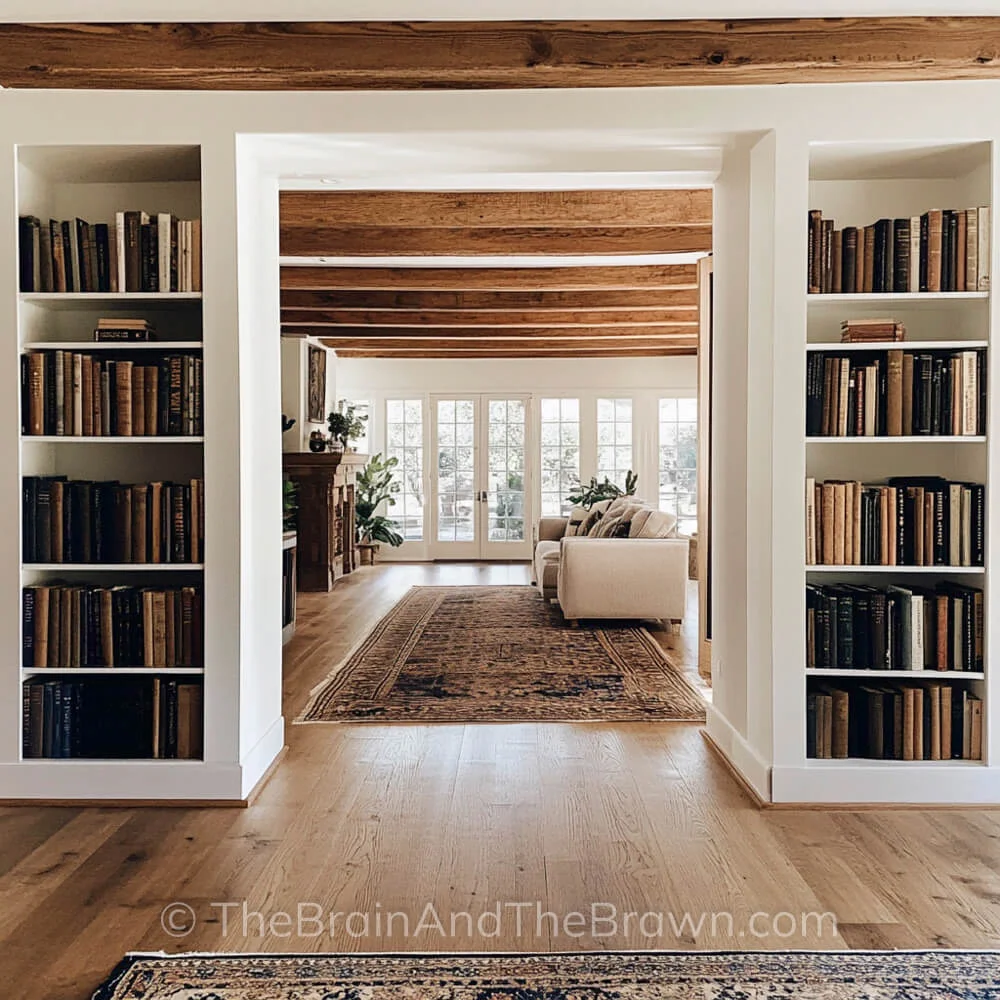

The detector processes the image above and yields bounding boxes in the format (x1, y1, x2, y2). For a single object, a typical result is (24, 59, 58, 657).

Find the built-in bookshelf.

(14, 145, 206, 774)
(799, 141, 992, 794)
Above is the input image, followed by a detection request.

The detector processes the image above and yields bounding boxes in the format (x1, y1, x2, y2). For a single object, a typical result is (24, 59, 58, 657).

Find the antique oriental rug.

(299, 585, 705, 723)
(94, 951, 1000, 999)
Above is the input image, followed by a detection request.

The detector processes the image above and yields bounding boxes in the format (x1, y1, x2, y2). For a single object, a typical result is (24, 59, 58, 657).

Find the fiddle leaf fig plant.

(355, 453, 404, 547)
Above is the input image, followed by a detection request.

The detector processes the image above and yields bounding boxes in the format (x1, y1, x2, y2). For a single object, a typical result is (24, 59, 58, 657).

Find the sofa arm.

(535, 517, 568, 543)
(556, 536, 689, 621)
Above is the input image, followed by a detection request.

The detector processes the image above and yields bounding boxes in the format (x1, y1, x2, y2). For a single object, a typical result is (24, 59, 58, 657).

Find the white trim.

(239, 715, 286, 799)
(704, 703, 772, 803)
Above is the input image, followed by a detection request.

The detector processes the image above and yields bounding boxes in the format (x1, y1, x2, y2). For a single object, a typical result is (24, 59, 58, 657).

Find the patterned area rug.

(299, 586, 705, 723)
(94, 951, 1000, 999)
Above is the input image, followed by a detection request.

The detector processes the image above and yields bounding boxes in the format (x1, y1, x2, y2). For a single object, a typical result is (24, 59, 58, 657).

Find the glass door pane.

(436, 398, 477, 544)
(486, 398, 526, 542)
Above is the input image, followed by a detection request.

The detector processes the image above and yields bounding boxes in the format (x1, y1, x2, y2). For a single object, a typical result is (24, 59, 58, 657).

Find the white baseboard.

(705, 704, 772, 802)
(240, 715, 286, 798)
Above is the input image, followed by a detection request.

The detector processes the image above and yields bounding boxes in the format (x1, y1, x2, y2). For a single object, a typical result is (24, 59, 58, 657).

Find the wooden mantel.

(283, 451, 367, 592)
(1, 20, 1000, 90)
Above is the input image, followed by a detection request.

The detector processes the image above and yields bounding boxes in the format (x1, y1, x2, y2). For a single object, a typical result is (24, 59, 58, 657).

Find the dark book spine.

(60, 221, 73, 292)
(843, 227, 858, 294)
(124, 212, 141, 293)
(893, 218, 910, 292)
(18, 216, 35, 292)
(948, 210, 960, 292)
(919, 213, 929, 292)
(837, 592, 854, 667)
(806, 693, 818, 758)
(94, 223, 110, 293)
(873, 220, 887, 293)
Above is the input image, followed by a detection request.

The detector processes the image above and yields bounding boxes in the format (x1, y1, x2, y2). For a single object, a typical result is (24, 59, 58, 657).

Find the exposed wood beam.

(278, 288, 698, 309)
(2, 20, 1000, 90)
(279, 265, 699, 291)
(279, 224, 711, 257)
(285, 325, 696, 341)
(279, 308, 697, 327)
(279, 190, 712, 229)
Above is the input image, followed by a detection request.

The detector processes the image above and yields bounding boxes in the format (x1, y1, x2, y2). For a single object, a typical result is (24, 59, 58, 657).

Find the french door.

(429, 395, 532, 560)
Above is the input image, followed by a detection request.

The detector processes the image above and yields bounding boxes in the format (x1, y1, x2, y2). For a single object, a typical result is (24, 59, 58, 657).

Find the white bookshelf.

(11, 144, 209, 792)
(779, 139, 995, 803)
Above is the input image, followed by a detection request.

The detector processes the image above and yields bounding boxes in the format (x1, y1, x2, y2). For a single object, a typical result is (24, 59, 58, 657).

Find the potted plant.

(327, 403, 367, 453)
(355, 453, 404, 563)
(567, 470, 638, 508)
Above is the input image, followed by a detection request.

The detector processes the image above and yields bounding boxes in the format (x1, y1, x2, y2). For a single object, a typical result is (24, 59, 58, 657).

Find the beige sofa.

(532, 497, 690, 624)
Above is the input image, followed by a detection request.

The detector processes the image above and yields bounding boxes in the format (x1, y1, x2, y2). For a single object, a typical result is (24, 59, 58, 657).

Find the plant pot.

(358, 542, 381, 566)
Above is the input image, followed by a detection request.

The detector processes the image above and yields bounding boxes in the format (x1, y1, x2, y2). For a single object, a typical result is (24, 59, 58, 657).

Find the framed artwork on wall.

(307, 346, 326, 423)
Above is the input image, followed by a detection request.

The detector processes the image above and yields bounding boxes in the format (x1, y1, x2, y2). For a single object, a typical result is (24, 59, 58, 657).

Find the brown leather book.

(832, 230, 843, 293)
(941, 685, 953, 759)
(808, 210, 822, 293)
(887, 487, 898, 566)
(935, 595, 949, 670)
(843, 227, 858, 294)
(132, 366, 145, 437)
(26, 353, 44, 436)
(822, 220, 835, 293)
(912, 687, 925, 760)
(821, 484, 835, 564)
(843, 481, 854, 566)
(831, 688, 849, 759)
(50, 480, 64, 563)
(852, 483, 862, 565)
(971, 698, 983, 760)
(71, 353, 83, 436)
(132, 484, 148, 563)
(821, 358, 835, 436)
(837, 358, 850, 436)
(144, 366, 158, 436)
(80, 354, 93, 437)
(177, 683, 204, 760)
(832, 482, 846, 565)
(957, 210, 967, 292)
(886, 350, 903, 436)
(879, 488, 889, 566)
(902, 687, 915, 761)
(862, 225, 876, 292)
(926, 209, 944, 292)
(114, 360, 133, 436)
(152, 591, 167, 667)
(928, 684, 942, 761)
(165, 591, 177, 667)
(142, 591, 155, 666)
(33, 586, 49, 668)
(92, 360, 103, 436)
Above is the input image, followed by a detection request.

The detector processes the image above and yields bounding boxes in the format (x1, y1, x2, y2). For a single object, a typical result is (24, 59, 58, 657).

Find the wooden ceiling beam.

(278, 287, 698, 309)
(286, 325, 696, 341)
(280, 189, 711, 229)
(279, 264, 699, 291)
(2, 20, 1000, 90)
(279, 307, 697, 327)
(279, 224, 711, 257)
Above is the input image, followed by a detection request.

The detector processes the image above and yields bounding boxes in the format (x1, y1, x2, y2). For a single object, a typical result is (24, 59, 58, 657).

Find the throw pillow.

(611, 519, 632, 538)
(564, 505, 589, 537)
(630, 508, 678, 539)
(580, 499, 613, 536)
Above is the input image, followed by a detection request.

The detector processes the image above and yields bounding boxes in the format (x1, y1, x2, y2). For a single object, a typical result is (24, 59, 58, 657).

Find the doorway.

(429, 394, 532, 561)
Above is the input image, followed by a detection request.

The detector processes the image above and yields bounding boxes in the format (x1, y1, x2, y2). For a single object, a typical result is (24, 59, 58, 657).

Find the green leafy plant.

(282, 477, 298, 533)
(355, 453, 404, 547)
(566, 470, 638, 509)
(327, 403, 368, 449)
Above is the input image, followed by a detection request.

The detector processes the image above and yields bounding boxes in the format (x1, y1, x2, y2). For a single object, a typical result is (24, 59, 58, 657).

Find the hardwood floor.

(2, 563, 1000, 1000)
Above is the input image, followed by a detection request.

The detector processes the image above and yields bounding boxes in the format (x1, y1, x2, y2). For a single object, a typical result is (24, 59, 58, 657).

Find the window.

(540, 398, 580, 515)
(341, 398, 371, 454)
(385, 399, 424, 541)
(659, 397, 698, 535)
(596, 397, 632, 489)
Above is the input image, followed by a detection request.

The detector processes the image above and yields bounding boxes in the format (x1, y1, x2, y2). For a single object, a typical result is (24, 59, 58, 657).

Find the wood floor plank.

(2, 563, 1000, 1000)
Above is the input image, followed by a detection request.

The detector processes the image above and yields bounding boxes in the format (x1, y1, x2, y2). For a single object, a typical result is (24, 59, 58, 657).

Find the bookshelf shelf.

(23, 563, 204, 571)
(20, 292, 202, 309)
(22, 667, 204, 676)
(806, 565, 983, 574)
(806, 436, 986, 443)
(808, 292, 988, 306)
(804, 758, 986, 768)
(22, 436, 205, 444)
(806, 668, 985, 679)
(23, 341, 203, 351)
(805, 340, 989, 352)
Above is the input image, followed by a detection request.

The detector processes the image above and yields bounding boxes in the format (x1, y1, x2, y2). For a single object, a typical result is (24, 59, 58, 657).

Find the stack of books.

(806, 582, 983, 672)
(807, 208, 990, 294)
(22, 476, 204, 564)
(840, 318, 905, 343)
(805, 476, 985, 567)
(805, 348, 986, 437)
(95, 318, 156, 342)
(18, 213, 202, 293)
(22, 583, 203, 669)
(808, 681, 982, 760)
(22, 676, 203, 759)
(21, 350, 203, 437)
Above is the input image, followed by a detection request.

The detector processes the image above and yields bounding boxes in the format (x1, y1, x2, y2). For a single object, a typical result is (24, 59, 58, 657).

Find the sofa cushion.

(629, 508, 677, 539)
(579, 499, 613, 535)
(564, 505, 589, 537)
(592, 497, 636, 537)
(535, 540, 561, 564)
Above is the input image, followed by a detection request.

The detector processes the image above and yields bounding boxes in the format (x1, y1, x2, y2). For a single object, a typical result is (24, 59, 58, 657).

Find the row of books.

(22, 676, 203, 759)
(21, 351, 203, 437)
(806, 582, 983, 673)
(805, 349, 986, 437)
(22, 477, 204, 564)
(808, 682, 982, 760)
(282, 548, 296, 630)
(805, 477, 985, 567)
(22, 584, 203, 669)
(18, 213, 202, 293)
(807, 208, 991, 294)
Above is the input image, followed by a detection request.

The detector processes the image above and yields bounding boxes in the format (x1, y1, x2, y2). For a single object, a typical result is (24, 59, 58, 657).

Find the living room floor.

(2, 562, 1000, 1000)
